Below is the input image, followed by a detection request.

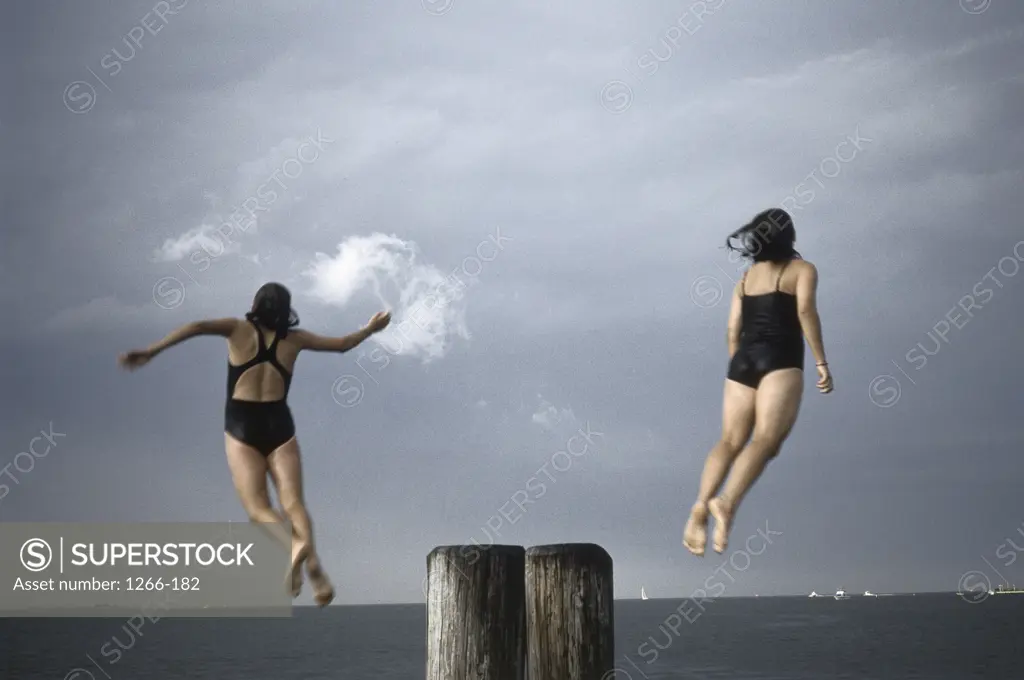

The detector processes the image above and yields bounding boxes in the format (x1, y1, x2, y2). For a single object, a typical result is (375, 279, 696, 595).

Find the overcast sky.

(3, 0, 1024, 605)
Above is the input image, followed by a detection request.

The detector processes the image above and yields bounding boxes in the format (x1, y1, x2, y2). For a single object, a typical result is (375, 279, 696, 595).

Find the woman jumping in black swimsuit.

(683, 209, 833, 556)
(118, 282, 391, 605)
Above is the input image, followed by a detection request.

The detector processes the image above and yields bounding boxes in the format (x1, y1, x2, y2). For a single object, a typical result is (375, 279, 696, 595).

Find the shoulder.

(790, 260, 818, 291)
(793, 259, 817, 277)
(286, 328, 314, 347)
(195, 317, 243, 336)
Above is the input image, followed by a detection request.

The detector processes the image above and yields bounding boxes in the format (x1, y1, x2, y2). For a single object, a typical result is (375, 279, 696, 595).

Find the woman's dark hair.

(246, 282, 299, 337)
(726, 208, 800, 262)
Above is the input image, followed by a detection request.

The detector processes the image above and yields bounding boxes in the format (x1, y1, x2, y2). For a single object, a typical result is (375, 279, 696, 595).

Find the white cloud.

(531, 394, 575, 430)
(152, 129, 336, 265)
(153, 223, 242, 263)
(303, 233, 470, 362)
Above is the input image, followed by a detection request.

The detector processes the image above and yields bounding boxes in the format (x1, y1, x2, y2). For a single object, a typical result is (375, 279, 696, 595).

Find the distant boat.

(864, 591, 877, 597)
(993, 584, 1024, 595)
(834, 588, 850, 601)
(640, 587, 649, 601)
(808, 591, 819, 598)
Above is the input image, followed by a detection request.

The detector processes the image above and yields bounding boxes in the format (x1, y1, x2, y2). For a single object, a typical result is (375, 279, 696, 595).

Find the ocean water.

(2, 594, 1021, 679)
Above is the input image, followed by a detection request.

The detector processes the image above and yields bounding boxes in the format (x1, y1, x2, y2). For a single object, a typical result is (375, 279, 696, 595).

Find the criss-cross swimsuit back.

(726, 261, 805, 388)
(224, 320, 296, 456)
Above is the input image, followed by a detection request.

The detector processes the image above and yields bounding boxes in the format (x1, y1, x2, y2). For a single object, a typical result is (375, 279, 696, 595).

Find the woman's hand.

(816, 363, 833, 394)
(118, 349, 154, 371)
(365, 311, 392, 334)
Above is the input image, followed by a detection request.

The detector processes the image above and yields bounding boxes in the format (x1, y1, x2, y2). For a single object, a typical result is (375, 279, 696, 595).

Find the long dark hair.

(726, 208, 801, 263)
(246, 282, 299, 337)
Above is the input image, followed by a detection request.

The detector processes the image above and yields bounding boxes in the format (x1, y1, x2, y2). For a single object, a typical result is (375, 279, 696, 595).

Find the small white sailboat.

(834, 588, 850, 600)
(640, 587, 649, 601)
(808, 591, 819, 597)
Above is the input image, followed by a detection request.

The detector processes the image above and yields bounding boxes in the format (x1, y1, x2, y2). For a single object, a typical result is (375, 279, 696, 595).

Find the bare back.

(739, 258, 812, 297)
(226, 320, 302, 402)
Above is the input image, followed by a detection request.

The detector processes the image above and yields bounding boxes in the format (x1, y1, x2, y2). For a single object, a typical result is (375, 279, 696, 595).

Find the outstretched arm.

(293, 327, 373, 353)
(727, 282, 743, 358)
(293, 311, 392, 353)
(119, 318, 238, 370)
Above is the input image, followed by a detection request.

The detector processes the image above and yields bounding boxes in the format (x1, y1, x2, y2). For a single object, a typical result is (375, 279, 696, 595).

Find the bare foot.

(286, 565, 303, 598)
(287, 545, 309, 598)
(305, 554, 334, 607)
(307, 562, 335, 608)
(708, 497, 733, 553)
(683, 502, 709, 556)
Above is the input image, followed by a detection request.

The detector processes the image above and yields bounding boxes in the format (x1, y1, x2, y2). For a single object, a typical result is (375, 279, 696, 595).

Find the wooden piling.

(525, 543, 614, 680)
(425, 545, 526, 680)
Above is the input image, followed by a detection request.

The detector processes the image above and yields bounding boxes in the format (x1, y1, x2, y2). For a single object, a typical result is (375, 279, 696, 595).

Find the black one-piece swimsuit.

(726, 262, 805, 388)
(224, 321, 295, 456)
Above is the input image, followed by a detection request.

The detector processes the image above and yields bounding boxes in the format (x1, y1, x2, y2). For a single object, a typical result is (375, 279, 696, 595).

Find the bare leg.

(709, 368, 803, 553)
(268, 437, 334, 607)
(224, 434, 301, 595)
(684, 380, 756, 556)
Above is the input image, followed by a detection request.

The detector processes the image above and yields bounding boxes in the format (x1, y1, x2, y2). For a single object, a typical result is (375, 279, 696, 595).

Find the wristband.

(816, 362, 828, 367)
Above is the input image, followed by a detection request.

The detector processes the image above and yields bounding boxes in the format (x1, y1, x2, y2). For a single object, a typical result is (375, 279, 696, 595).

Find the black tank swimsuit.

(726, 261, 805, 388)
(224, 321, 295, 456)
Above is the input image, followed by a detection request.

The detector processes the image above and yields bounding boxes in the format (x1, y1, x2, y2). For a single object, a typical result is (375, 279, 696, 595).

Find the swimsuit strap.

(258, 323, 292, 381)
(250, 319, 267, 355)
(265, 328, 280, 355)
(775, 260, 790, 292)
(227, 322, 291, 398)
(266, 331, 291, 376)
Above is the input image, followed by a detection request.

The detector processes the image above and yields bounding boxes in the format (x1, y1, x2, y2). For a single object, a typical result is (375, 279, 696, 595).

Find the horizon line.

(294, 590, 984, 607)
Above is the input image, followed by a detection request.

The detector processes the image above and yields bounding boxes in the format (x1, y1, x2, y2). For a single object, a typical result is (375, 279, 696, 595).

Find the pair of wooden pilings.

(425, 543, 614, 680)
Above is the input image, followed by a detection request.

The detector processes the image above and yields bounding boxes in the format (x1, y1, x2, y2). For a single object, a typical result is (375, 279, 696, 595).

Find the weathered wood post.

(525, 543, 614, 680)
(426, 545, 526, 680)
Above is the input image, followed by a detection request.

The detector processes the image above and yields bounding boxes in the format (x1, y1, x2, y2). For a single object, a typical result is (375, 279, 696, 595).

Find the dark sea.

(2, 594, 1021, 679)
